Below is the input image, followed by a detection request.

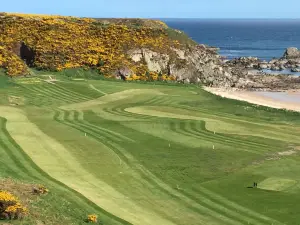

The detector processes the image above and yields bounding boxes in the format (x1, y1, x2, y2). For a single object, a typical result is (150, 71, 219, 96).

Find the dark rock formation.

(226, 57, 261, 69)
(115, 67, 133, 80)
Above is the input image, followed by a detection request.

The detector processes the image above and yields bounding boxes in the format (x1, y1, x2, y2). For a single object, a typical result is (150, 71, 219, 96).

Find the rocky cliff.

(0, 12, 241, 87)
(0, 13, 299, 90)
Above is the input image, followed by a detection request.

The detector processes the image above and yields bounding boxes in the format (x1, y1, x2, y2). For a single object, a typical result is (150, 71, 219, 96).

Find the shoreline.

(204, 87, 300, 112)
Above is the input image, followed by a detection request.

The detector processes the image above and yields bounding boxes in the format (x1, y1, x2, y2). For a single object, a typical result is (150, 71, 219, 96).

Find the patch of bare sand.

(204, 87, 300, 112)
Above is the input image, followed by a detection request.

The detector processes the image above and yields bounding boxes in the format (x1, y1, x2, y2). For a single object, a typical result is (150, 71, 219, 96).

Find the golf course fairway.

(1, 76, 300, 225)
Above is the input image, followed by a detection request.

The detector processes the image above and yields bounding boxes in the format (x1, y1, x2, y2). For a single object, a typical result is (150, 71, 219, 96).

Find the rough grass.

(0, 78, 300, 224)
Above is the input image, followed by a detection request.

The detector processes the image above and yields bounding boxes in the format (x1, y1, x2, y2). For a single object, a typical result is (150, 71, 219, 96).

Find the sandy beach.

(204, 87, 300, 112)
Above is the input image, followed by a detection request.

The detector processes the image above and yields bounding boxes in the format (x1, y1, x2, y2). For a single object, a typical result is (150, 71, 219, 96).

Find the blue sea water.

(163, 19, 300, 61)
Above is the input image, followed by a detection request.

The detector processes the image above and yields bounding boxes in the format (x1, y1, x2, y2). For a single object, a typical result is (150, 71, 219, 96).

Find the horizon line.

(2, 12, 300, 20)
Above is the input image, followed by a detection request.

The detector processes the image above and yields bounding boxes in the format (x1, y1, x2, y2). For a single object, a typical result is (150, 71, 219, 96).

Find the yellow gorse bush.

(0, 191, 18, 202)
(0, 13, 179, 79)
(87, 214, 97, 223)
(0, 190, 27, 220)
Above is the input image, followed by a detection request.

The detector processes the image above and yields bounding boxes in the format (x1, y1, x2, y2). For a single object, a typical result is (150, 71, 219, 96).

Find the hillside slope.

(0, 13, 189, 76)
(0, 13, 239, 87)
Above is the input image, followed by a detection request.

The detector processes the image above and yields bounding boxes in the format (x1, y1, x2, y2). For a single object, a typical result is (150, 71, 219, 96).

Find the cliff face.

(0, 12, 230, 85)
(127, 45, 234, 86)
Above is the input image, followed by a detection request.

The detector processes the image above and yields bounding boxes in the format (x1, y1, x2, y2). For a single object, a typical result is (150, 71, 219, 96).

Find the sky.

(1, 0, 300, 18)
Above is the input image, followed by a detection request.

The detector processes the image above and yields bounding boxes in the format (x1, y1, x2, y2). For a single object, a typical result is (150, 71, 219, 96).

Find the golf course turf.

(1, 75, 300, 225)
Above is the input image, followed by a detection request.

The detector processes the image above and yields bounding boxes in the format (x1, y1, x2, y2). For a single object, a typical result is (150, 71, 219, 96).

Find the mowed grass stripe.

(39, 85, 88, 102)
(5, 86, 58, 106)
(72, 118, 124, 143)
(177, 105, 300, 143)
(28, 85, 79, 103)
(54, 110, 132, 166)
(0, 117, 131, 225)
(55, 111, 246, 225)
(35, 83, 90, 103)
(21, 85, 72, 104)
(68, 118, 258, 224)
(45, 83, 92, 101)
(181, 189, 265, 225)
(102, 106, 152, 120)
(0, 118, 38, 178)
(124, 105, 269, 154)
(1, 107, 170, 225)
(54, 112, 200, 225)
(57, 82, 104, 99)
(181, 120, 271, 153)
(126, 151, 246, 225)
(167, 120, 261, 154)
(189, 121, 272, 150)
(141, 95, 166, 105)
(73, 111, 135, 143)
(191, 187, 283, 225)
(118, 122, 282, 224)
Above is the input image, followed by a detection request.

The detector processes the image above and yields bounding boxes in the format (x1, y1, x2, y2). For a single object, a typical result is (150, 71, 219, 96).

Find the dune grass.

(0, 77, 300, 224)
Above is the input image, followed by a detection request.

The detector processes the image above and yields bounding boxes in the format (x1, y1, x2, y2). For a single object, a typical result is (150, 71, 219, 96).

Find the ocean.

(163, 19, 300, 61)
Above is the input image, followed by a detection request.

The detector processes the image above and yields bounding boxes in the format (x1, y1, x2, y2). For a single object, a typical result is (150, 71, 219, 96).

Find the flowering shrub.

(0, 190, 27, 220)
(87, 214, 98, 223)
(0, 45, 29, 76)
(0, 13, 181, 79)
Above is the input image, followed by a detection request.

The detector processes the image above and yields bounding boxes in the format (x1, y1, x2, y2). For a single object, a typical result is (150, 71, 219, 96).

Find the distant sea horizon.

(161, 18, 300, 61)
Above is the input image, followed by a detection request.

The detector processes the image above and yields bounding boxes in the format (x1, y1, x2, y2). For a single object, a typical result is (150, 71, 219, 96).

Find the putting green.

(258, 177, 297, 191)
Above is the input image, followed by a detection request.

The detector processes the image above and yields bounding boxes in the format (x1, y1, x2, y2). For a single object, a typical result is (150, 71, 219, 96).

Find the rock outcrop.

(128, 44, 240, 87)
(226, 57, 261, 69)
(126, 45, 300, 90)
(283, 47, 300, 59)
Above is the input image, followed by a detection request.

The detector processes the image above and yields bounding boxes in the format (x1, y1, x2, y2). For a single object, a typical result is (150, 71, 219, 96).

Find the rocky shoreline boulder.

(283, 47, 300, 59)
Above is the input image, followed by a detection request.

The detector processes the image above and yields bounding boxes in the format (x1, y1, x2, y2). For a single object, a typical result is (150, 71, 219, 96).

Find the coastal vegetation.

(0, 13, 189, 80)
(0, 74, 300, 224)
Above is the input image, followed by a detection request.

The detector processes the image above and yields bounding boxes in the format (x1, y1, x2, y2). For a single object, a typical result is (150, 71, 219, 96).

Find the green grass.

(0, 77, 300, 224)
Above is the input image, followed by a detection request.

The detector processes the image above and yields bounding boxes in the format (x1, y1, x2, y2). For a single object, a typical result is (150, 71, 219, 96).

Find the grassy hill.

(0, 13, 193, 78)
(0, 74, 300, 224)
